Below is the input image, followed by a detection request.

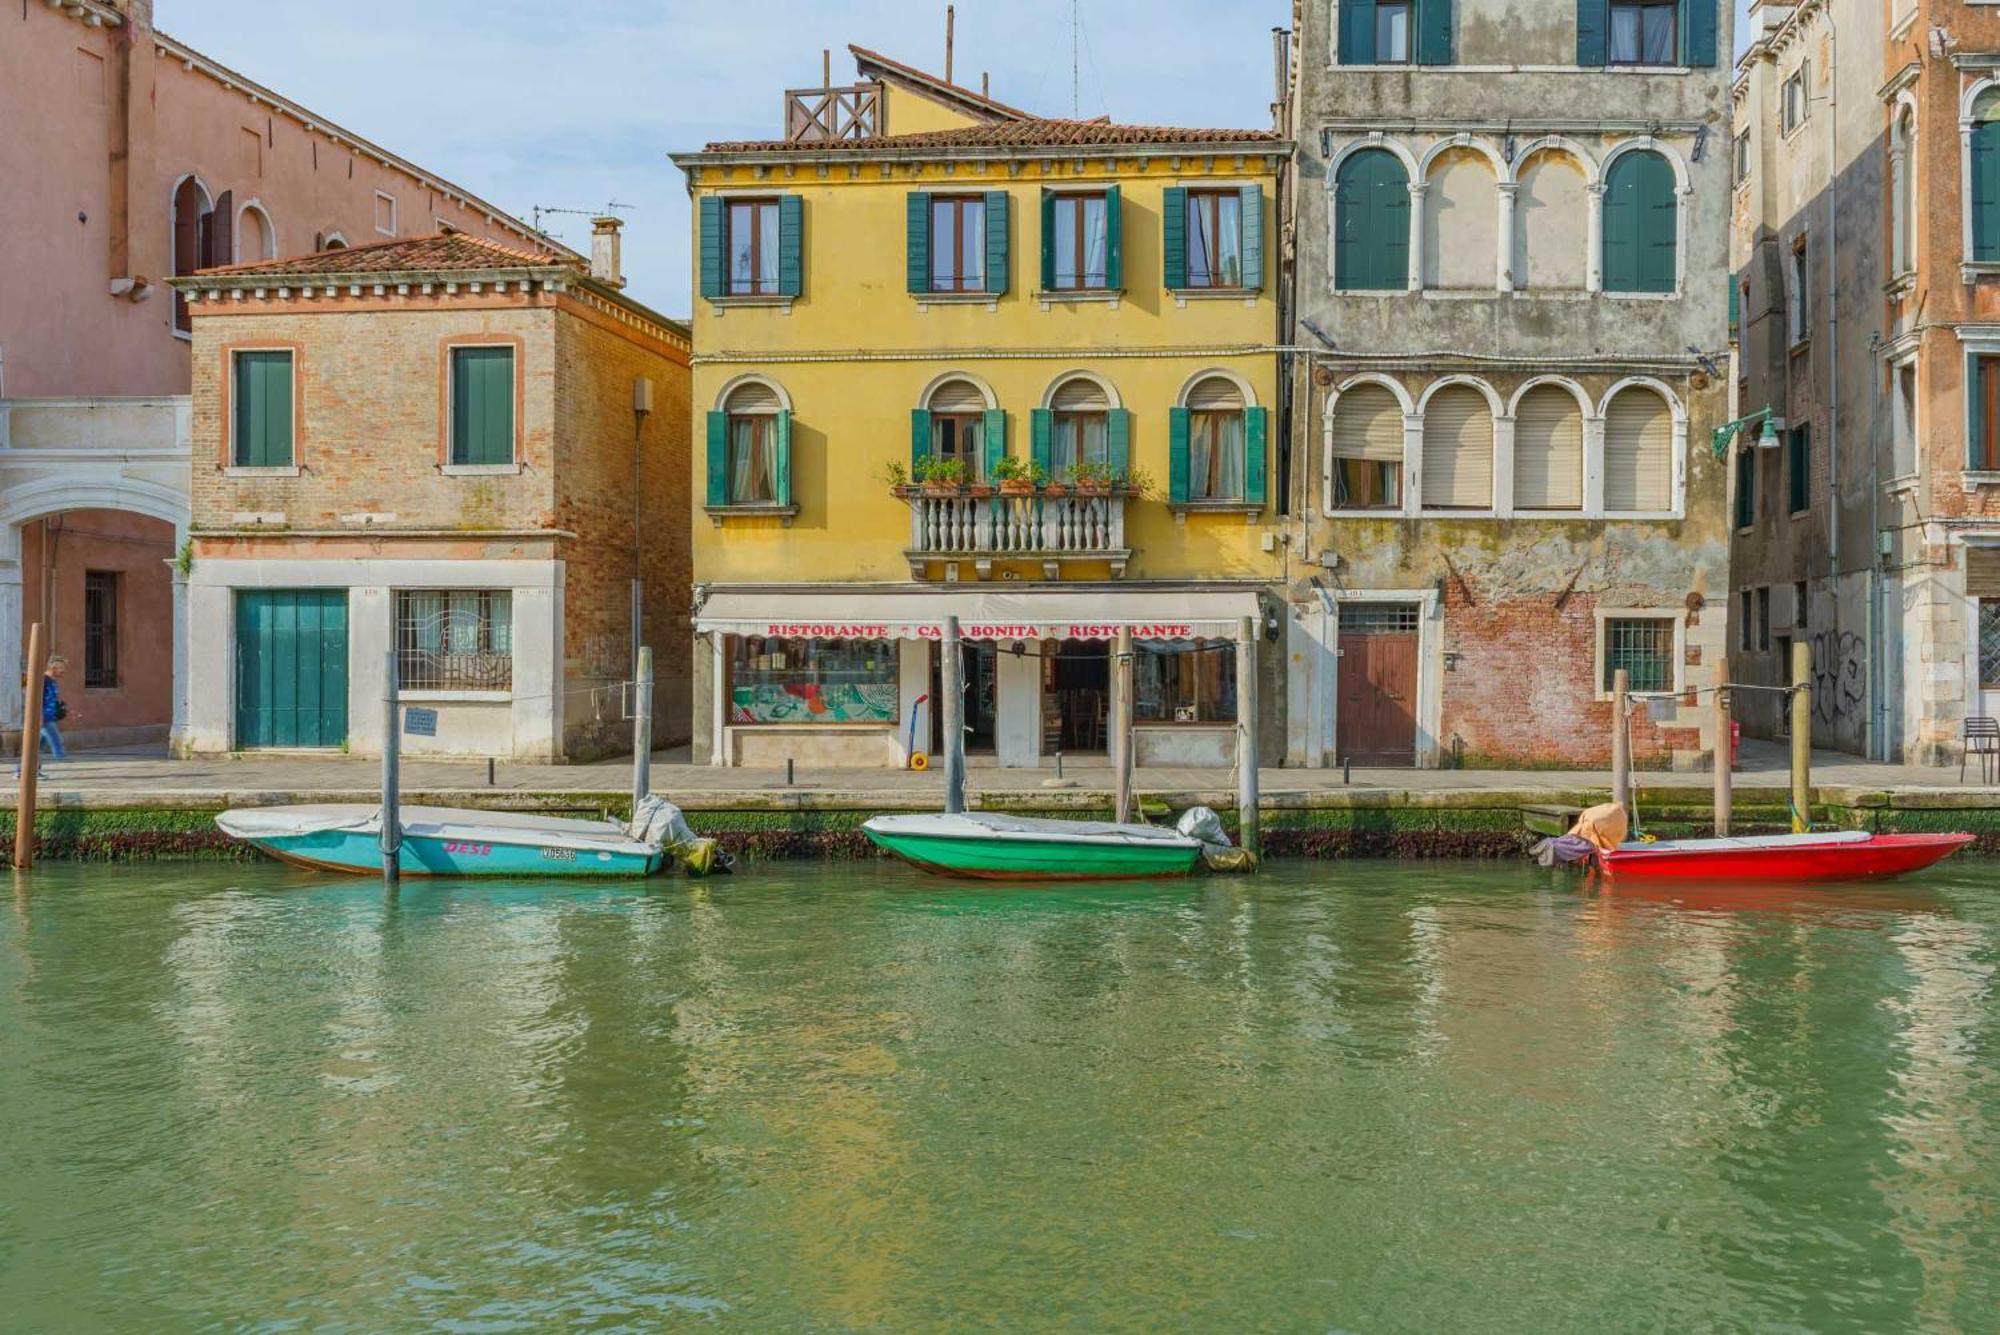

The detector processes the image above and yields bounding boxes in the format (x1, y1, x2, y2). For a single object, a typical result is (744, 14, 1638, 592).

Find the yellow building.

(672, 46, 1287, 769)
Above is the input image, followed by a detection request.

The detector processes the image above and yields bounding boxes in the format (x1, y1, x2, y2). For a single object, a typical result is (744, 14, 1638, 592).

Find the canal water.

(1, 860, 1997, 1332)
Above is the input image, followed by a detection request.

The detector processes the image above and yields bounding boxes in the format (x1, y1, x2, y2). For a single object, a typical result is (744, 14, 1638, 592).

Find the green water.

(2, 861, 1998, 1332)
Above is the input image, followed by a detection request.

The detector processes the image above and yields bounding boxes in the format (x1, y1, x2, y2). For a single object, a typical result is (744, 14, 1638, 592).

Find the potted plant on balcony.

(991, 454, 1043, 497)
(915, 455, 966, 495)
(1119, 467, 1155, 500)
(883, 461, 911, 495)
(1072, 459, 1116, 496)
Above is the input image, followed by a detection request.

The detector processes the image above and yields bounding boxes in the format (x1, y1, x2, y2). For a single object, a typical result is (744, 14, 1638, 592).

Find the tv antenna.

(1071, 0, 1080, 116)
(531, 201, 635, 236)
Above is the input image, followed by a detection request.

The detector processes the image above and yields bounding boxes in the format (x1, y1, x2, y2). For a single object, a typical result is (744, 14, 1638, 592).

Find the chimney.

(1272, 28, 1291, 134)
(590, 216, 625, 289)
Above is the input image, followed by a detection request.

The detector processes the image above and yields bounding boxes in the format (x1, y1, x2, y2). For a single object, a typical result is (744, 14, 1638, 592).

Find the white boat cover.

(217, 804, 657, 855)
(866, 812, 1202, 848)
(1616, 830, 1874, 854)
(694, 588, 1261, 642)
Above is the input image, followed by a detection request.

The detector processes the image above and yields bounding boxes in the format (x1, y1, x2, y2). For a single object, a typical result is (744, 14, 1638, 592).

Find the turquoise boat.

(863, 812, 1203, 881)
(216, 804, 666, 878)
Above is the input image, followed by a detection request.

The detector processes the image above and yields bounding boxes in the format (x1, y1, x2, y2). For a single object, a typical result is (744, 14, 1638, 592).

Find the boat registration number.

(443, 841, 492, 856)
(541, 847, 576, 862)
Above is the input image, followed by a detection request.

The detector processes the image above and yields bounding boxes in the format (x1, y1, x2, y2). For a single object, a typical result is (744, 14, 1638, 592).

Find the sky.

(163, 0, 1294, 318)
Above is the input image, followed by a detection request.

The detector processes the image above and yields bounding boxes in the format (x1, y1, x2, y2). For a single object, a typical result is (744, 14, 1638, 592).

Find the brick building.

(170, 230, 691, 761)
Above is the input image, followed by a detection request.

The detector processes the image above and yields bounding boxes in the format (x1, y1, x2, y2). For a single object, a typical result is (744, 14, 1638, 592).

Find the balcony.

(903, 488, 1132, 579)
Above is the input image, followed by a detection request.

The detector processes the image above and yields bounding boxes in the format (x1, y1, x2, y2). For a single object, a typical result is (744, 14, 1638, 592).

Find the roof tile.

(194, 231, 573, 280)
(702, 117, 1280, 155)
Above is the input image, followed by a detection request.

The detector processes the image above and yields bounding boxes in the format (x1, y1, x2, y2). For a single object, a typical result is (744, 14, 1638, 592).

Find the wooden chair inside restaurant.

(1962, 716, 2000, 785)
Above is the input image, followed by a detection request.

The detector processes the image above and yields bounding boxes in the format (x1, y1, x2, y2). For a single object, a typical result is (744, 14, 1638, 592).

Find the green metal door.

(235, 590, 349, 748)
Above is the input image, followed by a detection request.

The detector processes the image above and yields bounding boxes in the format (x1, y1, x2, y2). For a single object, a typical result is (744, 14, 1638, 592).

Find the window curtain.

(730, 417, 773, 503)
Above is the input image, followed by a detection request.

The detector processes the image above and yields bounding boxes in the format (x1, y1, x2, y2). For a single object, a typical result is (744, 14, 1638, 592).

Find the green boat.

(862, 812, 1204, 881)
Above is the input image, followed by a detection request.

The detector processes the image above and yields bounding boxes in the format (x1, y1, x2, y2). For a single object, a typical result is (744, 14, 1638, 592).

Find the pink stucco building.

(0, 0, 564, 747)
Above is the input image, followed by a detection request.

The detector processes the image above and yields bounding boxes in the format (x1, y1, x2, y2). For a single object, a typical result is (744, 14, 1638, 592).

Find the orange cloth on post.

(1568, 802, 1629, 853)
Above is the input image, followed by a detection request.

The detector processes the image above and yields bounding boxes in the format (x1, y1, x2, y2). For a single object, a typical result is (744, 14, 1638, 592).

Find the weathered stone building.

(1280, 0, 1734, 769)
(1733, 0, 2000, 764)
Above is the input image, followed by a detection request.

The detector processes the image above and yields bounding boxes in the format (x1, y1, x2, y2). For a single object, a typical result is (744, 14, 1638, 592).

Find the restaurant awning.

(693, 588, 1263, 642)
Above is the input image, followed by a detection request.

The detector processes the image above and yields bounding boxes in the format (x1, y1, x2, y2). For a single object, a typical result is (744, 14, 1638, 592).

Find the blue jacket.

(42, 676, 60, 725)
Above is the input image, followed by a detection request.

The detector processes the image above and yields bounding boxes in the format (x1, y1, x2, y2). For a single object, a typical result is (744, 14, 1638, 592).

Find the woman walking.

(15, 655, 73, 777)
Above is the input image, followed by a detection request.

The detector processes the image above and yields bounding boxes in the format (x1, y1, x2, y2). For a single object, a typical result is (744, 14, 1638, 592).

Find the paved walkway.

(16, 738, 1999, 804)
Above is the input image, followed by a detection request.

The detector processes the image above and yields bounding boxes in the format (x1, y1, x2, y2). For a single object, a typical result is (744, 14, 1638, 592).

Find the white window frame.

(1786, 243, 1811, 346)
(374, 190, 399, 237)
(1888, 352, 1920, 486)
(1593, 608, 1685, 701)
(1782, 64, 1811, 137)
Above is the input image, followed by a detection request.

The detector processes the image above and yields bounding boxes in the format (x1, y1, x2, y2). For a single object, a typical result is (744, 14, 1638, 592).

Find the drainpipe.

(1823, 11, 1847, 746)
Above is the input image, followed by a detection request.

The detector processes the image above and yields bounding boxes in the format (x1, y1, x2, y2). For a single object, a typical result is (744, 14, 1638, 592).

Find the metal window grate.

(1981, 601, 2000, 690)
(84, 570, 118, 689)
(1339, 603, 1421, 635)
(1605, 617, 1674, 693)
(396, 590, 513, 692)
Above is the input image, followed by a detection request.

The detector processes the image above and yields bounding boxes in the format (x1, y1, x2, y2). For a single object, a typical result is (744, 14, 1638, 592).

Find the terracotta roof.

(847, 43, 1033, 121)
(702, 118, 1281, 155)
(192, 231, 573, 279)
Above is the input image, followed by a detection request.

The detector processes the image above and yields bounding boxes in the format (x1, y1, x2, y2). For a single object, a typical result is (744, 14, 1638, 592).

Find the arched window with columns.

(1971, 89, 2000, 262)
(1512, 384, 1586, 510)
(1602, 149, 1677, 293)
(1889, 105, 1914, 276)
(1421, 383, 1495, 510)
(1603, 384, 1674, 512)
(1513, 148, 1590, 290)
(1335, 148, 1412, 291)
(1422, 146, 1500, 290)
(1328, 380, 1408, 511)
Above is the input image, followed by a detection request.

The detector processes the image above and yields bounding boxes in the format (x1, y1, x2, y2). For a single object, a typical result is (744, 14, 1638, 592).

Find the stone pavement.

(16, 738, 2000, 808)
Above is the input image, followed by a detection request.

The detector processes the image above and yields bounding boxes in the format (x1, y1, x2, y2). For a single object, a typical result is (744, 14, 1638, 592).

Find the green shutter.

(1973, 356, 1994, 470)
(455, 347, 514, 465)
(1239, 184, 1265, 292)
(1735, 445, 1755, 529)
(1039, 189, 1056, 291)
(1335, 150, 1410, 291)
(984, 191, 1010, 295)
(1108, 408, 1131, 478)
(910, 408, 932, 472)
(983, 408, 1006, 478)
(1031, 408, 1054, 478)
(1681, 0, 1717, 66)
(234, 590, 347, 750)
(777, 195, 803, 298)
(1727, 273, 1739, 336)
(1604, 152, 1674, 294)
(1975, 123, 2000, 262)
(234, 351, 292, 467)
(1576, 0, 1607, 66)
(698, 197, 723, 300)
(1104, 184, 1123, 290)
(1417, 0, 1452, 65)
(1162, 186, 1188, 290)
(907, 192, 932, 294)
(705, 412, 728, 506)
(1244, 406, 1268, 506)
(773, 409, 793, 506)
(1340, 0, 1377, 63)
(1168, 407, 1191, 503)
(1788, 425, 1810, 514)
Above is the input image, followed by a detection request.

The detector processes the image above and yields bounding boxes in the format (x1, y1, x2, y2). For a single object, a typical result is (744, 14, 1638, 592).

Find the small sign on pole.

(403, 706, 439, 738)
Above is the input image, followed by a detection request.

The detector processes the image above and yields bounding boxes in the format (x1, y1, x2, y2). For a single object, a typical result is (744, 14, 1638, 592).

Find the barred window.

(84, 571, 118, 689)
(1604, 617, 1675, 694)
(397, 590, 513, 692)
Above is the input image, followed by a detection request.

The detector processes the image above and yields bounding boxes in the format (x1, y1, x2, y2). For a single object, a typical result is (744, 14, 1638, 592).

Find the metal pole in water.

(1611, 668, 1631, 818)
(942, 616, 966, 814)
(382, 650, 401, 883)
(13, 622, 45, 871)
(1236, 617, 1260, 857)
(785, 758, 794, 787)
(1791, 639, 1812, 832)
(632, 645, 653, 810)
(1114, 627, 1134, 825)
(1713, 685, 1732, 837)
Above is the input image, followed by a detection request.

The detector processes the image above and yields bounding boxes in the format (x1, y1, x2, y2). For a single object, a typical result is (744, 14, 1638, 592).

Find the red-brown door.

(1337, 610, 1418, 766)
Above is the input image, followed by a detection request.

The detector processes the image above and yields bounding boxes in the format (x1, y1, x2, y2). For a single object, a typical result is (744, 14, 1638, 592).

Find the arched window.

(1335, 148, 1411, 291)
(711, 380, 788, 507)
(1422, 147, 1497, 290)
(1049, 376, 1111, 480)
(920, 377, 994, 482)
(237, 204, 277, 263)
(1421, 384, 1493, 510)
(1181, 375, 1246, 501)
(1890, 107, 1914, 275)
(1972, 91, 2000, 262)
(1330, 383, 1404, 510)
(171, 177, 214, 333)
(1512, 385, 1584, 510)
(320, 231, 348, 252)
(1513, 150, 1589, 290)
(1603, 387, 1673, 512)
(1602, 149, 1676, 293)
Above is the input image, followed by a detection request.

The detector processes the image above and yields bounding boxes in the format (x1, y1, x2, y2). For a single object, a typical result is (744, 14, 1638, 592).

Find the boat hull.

(1600, 832, 1973, 882)
(864, 825, 1201, 881)
(244, 828, 663, 879)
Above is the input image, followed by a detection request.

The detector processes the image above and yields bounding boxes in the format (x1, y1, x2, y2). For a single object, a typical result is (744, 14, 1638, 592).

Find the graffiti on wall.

(1810, 631, 1866, 725)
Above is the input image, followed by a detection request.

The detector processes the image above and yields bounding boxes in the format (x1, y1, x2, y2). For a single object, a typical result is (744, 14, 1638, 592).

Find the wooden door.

(235, 590, 349, 749)
(1337, 605, 1418, 766)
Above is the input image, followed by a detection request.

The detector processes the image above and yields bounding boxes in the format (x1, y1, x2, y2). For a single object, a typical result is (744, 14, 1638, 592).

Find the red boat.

(1598, 830, 1975, 882)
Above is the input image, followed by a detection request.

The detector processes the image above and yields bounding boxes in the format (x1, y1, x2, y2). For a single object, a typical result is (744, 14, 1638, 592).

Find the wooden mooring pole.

(13, 622, 45, 870)
(1791, 639, 1812, 832)
(632, 645, 654, 811)
(1713, 685, 1732, 837)
(1236, 617, 1260, 857)
(1611, 667, 1631, 818)
(381, 650, 401, 884)
(1113, 627, 1134, 825)
(941, 616, 966, 814)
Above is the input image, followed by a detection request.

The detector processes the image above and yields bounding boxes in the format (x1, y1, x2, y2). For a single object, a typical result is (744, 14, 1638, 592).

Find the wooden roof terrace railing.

(786, 83, 884, 142)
